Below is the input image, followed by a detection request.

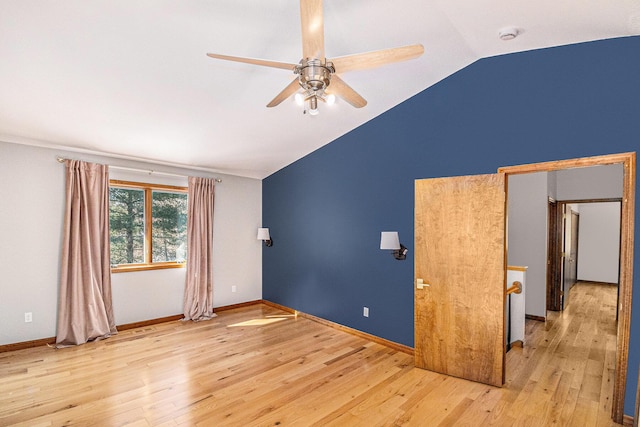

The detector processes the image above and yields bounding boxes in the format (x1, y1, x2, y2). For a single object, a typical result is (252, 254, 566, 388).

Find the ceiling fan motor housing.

(296, 59, 334, 93)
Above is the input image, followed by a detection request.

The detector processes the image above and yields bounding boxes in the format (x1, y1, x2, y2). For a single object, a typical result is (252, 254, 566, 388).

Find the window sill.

(111, 262, 186, 273)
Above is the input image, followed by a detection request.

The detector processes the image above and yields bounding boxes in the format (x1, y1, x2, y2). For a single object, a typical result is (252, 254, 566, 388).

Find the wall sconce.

(257, 227, 273, 247)
(380, 231, 407, 260)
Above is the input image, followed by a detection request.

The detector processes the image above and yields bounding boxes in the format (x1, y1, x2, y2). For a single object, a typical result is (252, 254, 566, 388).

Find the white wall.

(556, 164, 623, 200)
(507, 164, 621, 319)
(547, 170, 557, 200)
(0, 140, 262, 345)
(507, 172, 548, 318)
(0, 142, 64, 345)
(557, 164, 622, 287)
(577, 202, 620, 283)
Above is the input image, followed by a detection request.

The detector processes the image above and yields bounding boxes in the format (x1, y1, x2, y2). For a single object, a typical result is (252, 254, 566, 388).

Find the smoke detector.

(499, 27, 520, 41)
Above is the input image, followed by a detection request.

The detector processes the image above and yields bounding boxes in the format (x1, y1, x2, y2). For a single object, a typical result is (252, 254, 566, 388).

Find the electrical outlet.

(24, 312, 32, 323)
(363, 307, 369, 317)
(232, 285, 237, 293)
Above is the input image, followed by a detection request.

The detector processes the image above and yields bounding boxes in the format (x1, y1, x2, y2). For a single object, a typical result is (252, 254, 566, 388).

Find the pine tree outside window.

(109, 180, 187, 272)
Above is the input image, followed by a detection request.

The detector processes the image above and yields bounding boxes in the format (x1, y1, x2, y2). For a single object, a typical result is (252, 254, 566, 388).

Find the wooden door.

(415, 173, 506, 387)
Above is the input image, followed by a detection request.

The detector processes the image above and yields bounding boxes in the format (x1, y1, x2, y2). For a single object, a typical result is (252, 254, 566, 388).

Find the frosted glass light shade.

(257, 228, 270, 240)
(380, 231, 401, 250)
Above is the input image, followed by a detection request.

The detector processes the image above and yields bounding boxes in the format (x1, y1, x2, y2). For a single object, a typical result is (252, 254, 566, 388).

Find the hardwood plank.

(0, 283, 625, 426)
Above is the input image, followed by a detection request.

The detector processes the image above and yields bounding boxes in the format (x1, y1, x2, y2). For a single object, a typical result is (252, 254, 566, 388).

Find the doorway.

(547, 199, 621, 312)
(498, 152, 635, 424)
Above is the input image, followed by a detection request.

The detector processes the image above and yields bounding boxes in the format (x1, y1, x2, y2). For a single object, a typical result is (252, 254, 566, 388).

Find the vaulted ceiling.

(1, 1, 639, 178)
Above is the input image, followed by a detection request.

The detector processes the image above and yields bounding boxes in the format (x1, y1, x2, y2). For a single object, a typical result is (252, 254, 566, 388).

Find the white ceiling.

(1, 1, 639, 179)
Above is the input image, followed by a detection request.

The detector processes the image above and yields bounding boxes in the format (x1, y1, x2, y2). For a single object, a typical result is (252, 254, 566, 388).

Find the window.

(109, 180, 188, 272)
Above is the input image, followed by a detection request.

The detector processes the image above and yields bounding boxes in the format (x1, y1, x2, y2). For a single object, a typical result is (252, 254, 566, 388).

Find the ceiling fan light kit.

(207, 0, 424, 115)
(295, 58, 334, 115)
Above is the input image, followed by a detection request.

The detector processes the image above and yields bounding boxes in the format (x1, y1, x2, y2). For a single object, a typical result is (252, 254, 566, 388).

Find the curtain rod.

(56, 156, 222, 182)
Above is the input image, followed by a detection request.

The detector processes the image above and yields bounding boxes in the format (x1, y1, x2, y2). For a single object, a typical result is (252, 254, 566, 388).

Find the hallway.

(505, 281, 619, 425)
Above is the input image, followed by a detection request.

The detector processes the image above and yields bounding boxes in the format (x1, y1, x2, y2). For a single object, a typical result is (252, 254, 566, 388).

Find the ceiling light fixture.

(207, 1, 424, 114)
(295, 58, 335, 115)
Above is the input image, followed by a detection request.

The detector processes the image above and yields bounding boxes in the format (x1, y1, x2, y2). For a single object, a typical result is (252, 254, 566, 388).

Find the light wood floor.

(0, 282, 621, 426)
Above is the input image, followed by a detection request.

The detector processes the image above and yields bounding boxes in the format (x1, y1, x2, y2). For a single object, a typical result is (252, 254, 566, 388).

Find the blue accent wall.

(263, 36, 640, 415)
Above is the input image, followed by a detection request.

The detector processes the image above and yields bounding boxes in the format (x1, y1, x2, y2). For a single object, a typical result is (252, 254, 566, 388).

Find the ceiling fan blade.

(300, 0, 325, 60)
(207, 53, 297, 71)
(330, 44, 424, 73)
(267, 78, 301, 107)
(329, 75, 367, 108)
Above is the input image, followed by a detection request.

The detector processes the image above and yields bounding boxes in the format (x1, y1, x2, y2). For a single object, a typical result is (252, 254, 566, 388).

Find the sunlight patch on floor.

(228, 315, 294, 327)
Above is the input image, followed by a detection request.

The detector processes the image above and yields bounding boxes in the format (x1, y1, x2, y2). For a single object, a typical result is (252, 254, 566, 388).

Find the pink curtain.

(56, 160, 116, 347)
(183, 177, 217, 321)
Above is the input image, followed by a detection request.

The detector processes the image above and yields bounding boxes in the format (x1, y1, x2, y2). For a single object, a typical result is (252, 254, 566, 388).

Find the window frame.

(109, 179, 188, 273)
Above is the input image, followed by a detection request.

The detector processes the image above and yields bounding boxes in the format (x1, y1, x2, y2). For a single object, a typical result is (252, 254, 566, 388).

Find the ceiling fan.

(207, 0, 424, 115)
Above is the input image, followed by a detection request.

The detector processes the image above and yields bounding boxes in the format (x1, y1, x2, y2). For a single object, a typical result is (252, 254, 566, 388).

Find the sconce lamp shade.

(380, 232, 401, 250)
(380, 231, 407, 260)
(257, 227, 273, 247)
(257, 228, 270, 240)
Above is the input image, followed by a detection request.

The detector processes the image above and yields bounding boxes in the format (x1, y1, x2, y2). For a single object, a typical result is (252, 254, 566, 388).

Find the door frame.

(549, 198, 621, 312)
(498, 152, 635, 424)
(546, 199, 562, 311)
